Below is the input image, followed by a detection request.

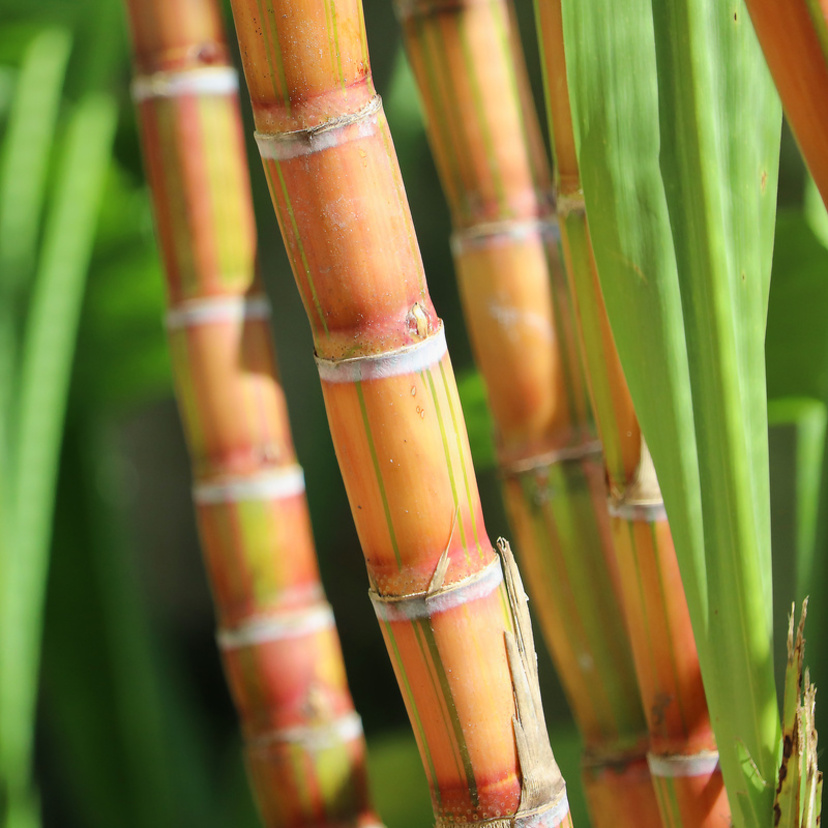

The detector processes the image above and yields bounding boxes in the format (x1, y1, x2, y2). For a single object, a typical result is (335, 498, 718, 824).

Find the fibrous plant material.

(392, 0, 658, 824)
(123, 3, 378, 826)
(535, 1, 729, 824)
(743, 0, 828, 208)
(227, 0, 572, 825)
(775, 602, 823, 828)
(557, 0, 789, 825)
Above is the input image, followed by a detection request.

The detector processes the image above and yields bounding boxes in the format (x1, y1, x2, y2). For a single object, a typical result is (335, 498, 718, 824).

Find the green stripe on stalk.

(258, 0, 290, 115)
(438, 361, 483, 557)
(559, 467, 643, 731)
(266, 161, 328, 335)
(411, 15, 468, 222)
(157, 105, 197, 297)
(202, 95, 245, 288)
(169, 332, 207, 454)
(409, 614, 467, 785)
(423, 369, 470, 563)
(488, 0, 541, 190)
(521, 472, 605, 722)
(455, 11, 507, 215)
(415, 617, 479, 808)
(659, 777, 682, 828)
(376, 118, 426, 298)
(325, 0, 346, 90)
(559, 211, 625, 483)
(545, 244, 584, 432)
(289, 740, 317, 819)
(355, 381, 403, 569)
(382, 618, 441, 805)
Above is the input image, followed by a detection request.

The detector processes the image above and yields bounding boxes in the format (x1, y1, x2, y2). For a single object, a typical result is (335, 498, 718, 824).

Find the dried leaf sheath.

(123, 3, 377, 826)
(535, 1, 729, 824)
(393, 0, 658, 823)
(228, 0, 572, 823)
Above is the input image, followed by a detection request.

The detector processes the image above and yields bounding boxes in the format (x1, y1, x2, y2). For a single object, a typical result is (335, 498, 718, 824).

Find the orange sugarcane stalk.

(123, 3, 379, 827)
(392, 0, 659, 824)
(743, 0, 828, 208)
(535, 1, 730, 825)
(227, 1, 572, 825)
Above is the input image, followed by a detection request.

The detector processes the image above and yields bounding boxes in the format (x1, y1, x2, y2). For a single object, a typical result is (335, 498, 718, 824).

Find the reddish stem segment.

(124, 2, 378, 826)
(228, 0, 573, 824)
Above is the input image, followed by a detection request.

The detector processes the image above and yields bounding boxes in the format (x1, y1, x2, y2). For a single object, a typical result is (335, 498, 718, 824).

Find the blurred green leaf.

(0, 28, 71, 298)
(767, 210, 828, 404)
(0, 90, 117, 824)
(73, 166, 171, 412)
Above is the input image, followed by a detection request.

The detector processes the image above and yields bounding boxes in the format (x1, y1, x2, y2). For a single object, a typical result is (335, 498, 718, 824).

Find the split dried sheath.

(535, 1, 729, 825)
(123, 3, 378, 826)
(742, 0, 828, 208)
(227, 1, 571, 825)
(392, 0, 659, 823)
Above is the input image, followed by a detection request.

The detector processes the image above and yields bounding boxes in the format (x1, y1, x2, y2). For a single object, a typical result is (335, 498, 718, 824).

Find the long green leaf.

(0, 92, 117, 822)
(560, 0, 782, 824)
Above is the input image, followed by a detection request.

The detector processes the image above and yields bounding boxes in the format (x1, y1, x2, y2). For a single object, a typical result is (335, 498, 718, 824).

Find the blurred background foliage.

(0, 0, 825, 826)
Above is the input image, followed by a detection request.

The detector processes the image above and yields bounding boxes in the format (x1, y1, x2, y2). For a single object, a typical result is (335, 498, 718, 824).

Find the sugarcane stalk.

(123, 4, 379, 826)
(534, 2, 730, 825)
(226, 1, 572, 825)
(742, 0, 828, 209)
(391, 0, 659, 824)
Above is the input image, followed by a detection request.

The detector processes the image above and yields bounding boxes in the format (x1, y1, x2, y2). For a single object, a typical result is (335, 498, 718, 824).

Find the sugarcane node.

(255, 95, 383, 159)
(498, 439, 602, 477)
(554, 191, 586, 219)
(395, 0, 491, 23)
(450, 216, 561, 255)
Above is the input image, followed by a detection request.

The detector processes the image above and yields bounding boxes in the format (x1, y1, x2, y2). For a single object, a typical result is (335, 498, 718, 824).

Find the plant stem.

(393, 0, 660, 823)
(123, 2, 379, 825)
(227, 0, 573, 824)
(743, 0, 828, 209)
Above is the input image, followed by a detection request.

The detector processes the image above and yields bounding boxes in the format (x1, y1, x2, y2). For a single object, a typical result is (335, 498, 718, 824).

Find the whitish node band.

(218, 605, 334, 649)
(608, 499, 668, 522)
(555, 191, 586, 217)
(316, 325, 447, 384)
(248, 712, 365, 751)
(647, 751, 720, 778)
(519, 793, 570, 828)
(451, 216, 561, 255)
(256, 96, 382, 160)
(194, 467, 306, 504)
(502, 440, 603, 476)
(166, 295, 271, 329)
(370, 556, 502, 621)
(132, 67, 238, 101)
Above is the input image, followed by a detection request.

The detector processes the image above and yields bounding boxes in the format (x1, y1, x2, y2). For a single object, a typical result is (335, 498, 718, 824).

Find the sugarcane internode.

(227, 1, 577, 825)
(124, 1, 383, 824)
